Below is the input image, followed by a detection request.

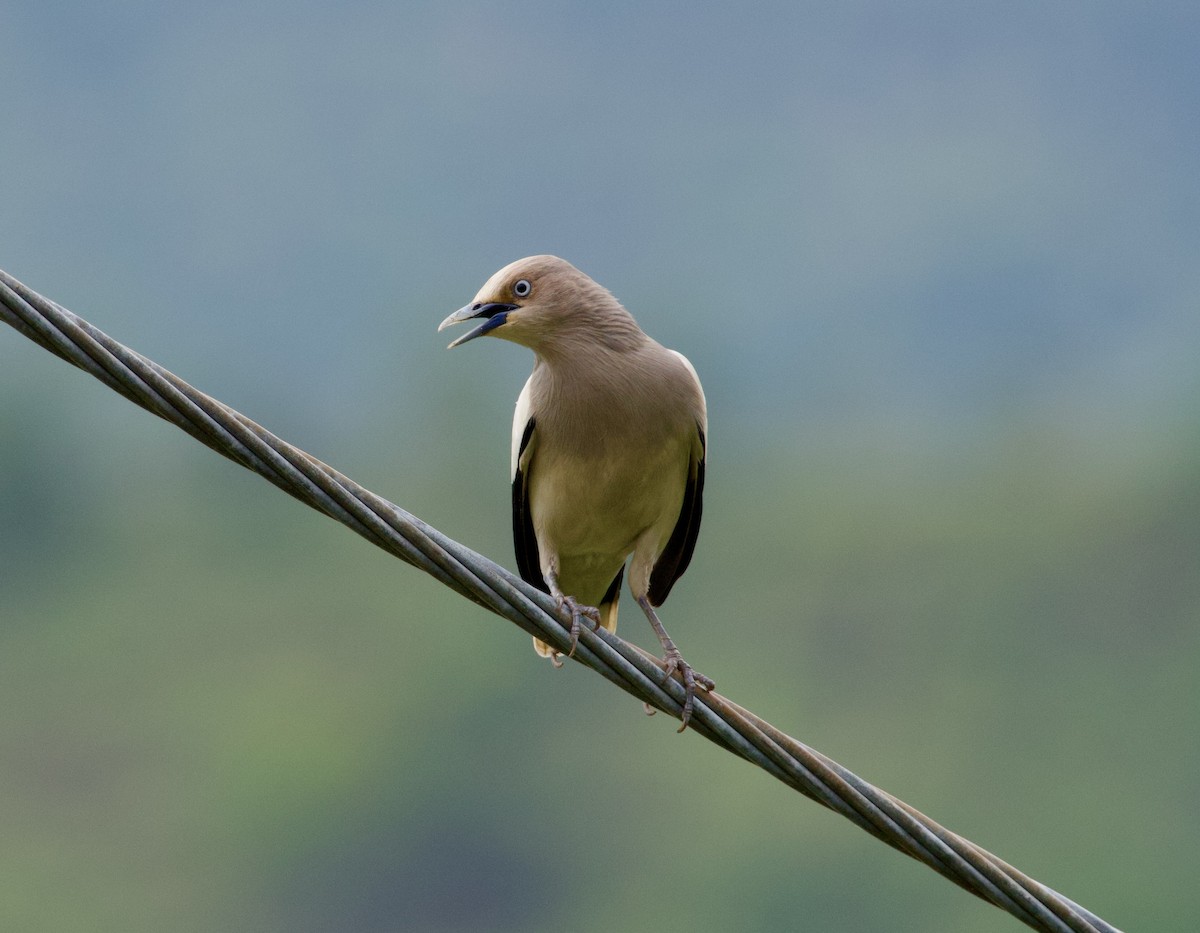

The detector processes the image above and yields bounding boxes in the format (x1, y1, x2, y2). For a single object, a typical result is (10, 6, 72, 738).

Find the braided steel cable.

(0, 269, 1121, 933)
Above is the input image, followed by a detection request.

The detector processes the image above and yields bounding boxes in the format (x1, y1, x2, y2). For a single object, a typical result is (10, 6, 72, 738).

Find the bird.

(438, 255, 714, 729)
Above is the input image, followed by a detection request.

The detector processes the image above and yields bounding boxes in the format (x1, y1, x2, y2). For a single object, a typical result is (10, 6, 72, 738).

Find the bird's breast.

(529, 429, 689, 570)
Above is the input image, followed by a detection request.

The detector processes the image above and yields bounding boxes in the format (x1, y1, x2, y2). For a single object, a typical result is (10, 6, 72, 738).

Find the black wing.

(512, 415, 548, 593)
(647, 423, 705, 607)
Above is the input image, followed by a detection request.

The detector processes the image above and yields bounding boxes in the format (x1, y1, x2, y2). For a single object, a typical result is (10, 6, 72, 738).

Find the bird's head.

(438, 255, 642, 353)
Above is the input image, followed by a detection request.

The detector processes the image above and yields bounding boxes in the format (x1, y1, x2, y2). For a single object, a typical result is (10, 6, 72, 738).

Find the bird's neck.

(531, 322, 647, 368)
(530, 339, 684, 441)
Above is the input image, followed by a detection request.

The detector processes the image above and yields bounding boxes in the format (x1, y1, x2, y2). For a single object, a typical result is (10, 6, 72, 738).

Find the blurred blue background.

(2, 3, 1198, 931)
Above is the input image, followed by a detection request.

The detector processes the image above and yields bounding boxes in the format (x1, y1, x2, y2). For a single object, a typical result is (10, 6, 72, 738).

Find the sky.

(5, 2, 1198, 447)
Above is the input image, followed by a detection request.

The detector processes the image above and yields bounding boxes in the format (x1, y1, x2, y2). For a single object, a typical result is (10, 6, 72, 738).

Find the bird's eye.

(513, 279, 532, 298)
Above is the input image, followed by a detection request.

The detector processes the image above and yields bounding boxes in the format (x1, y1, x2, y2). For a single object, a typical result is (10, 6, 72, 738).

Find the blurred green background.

(2, 3, 1198, 931)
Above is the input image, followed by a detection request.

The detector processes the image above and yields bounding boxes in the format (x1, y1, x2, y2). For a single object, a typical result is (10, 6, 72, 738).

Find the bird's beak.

(438, 302, 518, 349)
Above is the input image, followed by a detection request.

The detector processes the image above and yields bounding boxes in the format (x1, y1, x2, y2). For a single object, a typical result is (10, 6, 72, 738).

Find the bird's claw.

(662, 649, 714, 732)
(556, 594, 601, 658)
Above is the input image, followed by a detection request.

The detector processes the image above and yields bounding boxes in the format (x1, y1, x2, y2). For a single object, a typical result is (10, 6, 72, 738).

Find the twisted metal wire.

(0, 269, 1121, 933)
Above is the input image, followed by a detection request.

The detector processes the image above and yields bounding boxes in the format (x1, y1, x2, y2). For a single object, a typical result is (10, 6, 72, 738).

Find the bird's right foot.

(556, 593, 601, 658)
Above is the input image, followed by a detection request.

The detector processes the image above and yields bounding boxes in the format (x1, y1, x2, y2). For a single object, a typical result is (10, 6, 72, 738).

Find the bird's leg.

(635, 595, 714, 732)
(544, 569, 601, 659)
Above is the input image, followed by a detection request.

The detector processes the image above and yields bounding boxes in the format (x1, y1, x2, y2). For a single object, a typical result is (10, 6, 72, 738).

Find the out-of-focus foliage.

(2, 3, 1198, 931)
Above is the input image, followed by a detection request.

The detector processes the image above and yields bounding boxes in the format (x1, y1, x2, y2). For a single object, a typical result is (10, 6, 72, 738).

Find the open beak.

(438, 302, 517, 349)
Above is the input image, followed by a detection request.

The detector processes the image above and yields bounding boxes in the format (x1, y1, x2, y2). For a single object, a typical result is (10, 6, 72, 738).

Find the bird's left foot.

(662, 648, 715, 732)
(556, 594, 601, 658)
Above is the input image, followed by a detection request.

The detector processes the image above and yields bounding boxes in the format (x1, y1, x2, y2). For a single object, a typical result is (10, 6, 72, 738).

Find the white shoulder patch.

(668, 348, 707, 425)
(511, 375, 535, 479)
(669, 349, 702, 391)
